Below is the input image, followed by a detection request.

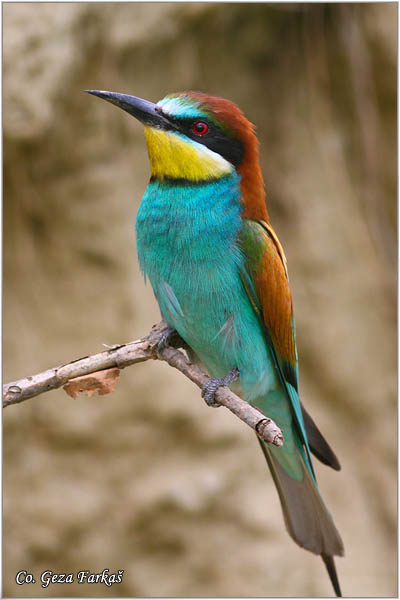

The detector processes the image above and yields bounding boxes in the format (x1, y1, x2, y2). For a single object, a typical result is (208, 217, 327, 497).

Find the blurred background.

(3, 3, 397, 597)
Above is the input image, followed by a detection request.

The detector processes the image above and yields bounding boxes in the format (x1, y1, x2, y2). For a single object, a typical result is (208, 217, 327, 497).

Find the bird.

(86, 89, 344, 596)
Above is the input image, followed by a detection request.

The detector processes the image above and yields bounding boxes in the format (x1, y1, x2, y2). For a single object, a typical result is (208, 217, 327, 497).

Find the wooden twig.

(3, 321, 284, 447)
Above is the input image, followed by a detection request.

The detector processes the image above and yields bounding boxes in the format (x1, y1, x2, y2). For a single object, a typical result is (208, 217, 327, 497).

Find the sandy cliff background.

(4, 3, 397, 597)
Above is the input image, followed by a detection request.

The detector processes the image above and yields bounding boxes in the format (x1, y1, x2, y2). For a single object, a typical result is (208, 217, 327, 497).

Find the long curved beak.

(85, 90, 171, 130)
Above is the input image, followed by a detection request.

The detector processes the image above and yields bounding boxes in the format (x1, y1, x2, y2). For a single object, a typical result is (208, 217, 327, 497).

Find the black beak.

(85, 90, 172, 130)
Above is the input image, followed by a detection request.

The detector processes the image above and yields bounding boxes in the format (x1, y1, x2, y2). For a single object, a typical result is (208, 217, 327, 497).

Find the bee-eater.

(87, 89, 344, 596)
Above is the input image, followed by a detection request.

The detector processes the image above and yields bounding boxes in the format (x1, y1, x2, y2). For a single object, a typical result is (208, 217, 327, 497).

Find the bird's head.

(87, 90, 268, 220)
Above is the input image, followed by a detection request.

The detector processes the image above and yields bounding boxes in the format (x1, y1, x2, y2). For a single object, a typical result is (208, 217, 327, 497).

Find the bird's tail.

(322, 553, 342, 597)
(257, 439, 344, 596)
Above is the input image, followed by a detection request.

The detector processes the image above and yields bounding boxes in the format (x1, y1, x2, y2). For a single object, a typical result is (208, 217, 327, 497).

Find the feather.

(301, 403, 341, 471)
(258, 439, 344, 596)
(240, 216, 344, 595)
(257, 438, 343, 556)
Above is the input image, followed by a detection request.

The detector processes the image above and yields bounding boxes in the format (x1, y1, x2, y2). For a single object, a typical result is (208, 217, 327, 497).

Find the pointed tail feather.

(322, 554, 342, 597)
(257, 439, 344, 595)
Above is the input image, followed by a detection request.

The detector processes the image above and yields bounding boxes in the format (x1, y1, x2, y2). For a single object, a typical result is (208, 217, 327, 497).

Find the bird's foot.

(154, 326, 187, 356)
(201, 368, 240, 407)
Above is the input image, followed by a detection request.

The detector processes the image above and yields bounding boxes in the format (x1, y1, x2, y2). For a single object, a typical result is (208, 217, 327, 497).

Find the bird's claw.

(154, 326, 187, 356)
(201, 367, 240, 407)
(155, 327, 174, 355)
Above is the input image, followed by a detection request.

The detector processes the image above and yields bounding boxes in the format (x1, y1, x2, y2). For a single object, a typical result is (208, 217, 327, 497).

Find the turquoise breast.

(136, 174, 280, 399)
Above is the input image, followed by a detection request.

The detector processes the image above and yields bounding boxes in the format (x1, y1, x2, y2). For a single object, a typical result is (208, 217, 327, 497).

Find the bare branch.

(3, 322, 284, 447)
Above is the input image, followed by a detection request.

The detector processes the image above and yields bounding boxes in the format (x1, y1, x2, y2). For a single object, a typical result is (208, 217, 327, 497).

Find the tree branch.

(3, 321, 284, 447)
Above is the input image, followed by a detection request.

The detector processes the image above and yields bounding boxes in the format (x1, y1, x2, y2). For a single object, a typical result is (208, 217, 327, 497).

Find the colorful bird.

(87, 89, 344, 596)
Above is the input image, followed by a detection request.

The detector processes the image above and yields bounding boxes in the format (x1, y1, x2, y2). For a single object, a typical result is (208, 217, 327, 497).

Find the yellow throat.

(144, 127, 233, 181)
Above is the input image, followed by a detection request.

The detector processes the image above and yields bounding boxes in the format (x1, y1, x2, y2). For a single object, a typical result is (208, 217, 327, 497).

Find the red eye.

(192, 121, 208, 136)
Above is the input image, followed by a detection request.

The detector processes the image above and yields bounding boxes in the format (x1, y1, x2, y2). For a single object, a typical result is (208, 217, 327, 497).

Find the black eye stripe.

(161, 116, 244, 167)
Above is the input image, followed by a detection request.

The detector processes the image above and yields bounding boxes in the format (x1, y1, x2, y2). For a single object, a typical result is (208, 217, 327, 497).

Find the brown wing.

(239, 218, 296, 369)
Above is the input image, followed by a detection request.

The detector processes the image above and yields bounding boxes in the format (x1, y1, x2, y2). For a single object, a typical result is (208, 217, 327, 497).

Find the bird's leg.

(201, 367, 240, 408)
(155, 325, 188, 355)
